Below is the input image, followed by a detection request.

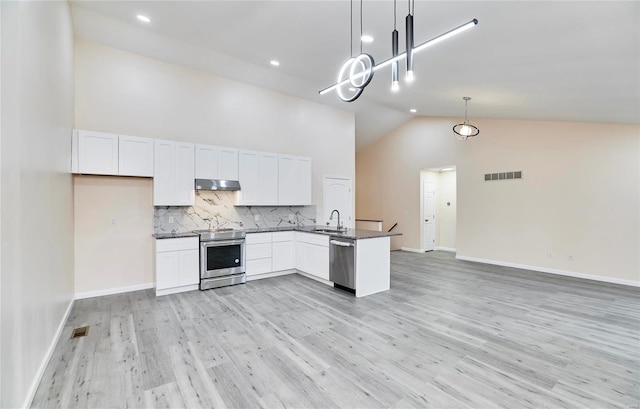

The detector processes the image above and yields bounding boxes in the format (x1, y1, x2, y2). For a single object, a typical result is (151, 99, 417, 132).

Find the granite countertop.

(153, 232, 199, 239)
(154, 225, 401, 240)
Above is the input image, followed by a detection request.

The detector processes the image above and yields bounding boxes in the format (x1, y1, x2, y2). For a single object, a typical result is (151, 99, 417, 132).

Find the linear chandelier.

(319, 0, 478, 102)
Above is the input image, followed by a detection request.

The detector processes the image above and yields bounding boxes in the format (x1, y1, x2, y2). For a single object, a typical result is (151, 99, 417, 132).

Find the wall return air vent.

(484, 171, 523, 181)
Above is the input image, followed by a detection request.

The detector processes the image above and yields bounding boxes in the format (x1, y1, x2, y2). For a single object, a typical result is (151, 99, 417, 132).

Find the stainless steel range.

(194, 228, 246, 290)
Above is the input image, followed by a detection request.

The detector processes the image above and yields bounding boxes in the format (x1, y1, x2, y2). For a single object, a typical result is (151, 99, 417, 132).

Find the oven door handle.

(201, 239, 246, 248)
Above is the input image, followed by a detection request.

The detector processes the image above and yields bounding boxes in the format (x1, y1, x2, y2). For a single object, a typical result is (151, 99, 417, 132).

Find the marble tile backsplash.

(153, 190, 316, 234)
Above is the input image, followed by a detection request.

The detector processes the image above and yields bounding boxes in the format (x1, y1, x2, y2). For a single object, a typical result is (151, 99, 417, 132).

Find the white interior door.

(423, 181, 436, 251)
(323, 177, 352, 228)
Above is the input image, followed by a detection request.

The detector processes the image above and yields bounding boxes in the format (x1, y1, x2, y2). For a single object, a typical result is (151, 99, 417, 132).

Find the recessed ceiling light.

(137, 15, 151, 23)
(270, 60, 280, 66)
(361, 35, 374, 43)
(410, 109, 417, 113)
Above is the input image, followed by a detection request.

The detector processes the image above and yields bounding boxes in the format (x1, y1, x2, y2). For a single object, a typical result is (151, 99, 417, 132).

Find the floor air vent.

(71, 326, 89, 339)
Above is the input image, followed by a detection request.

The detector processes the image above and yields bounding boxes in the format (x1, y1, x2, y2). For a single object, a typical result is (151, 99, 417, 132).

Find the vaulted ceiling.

(71, 1, 640, 150)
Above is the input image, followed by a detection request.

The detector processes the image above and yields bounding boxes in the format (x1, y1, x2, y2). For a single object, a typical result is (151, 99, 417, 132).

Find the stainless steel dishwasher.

(330, 238, 356, 293)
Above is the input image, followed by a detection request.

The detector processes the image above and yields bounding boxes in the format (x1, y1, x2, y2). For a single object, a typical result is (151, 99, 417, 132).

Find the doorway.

(323, 176, 353, 228)
(420, 167, 457, 252)
(423, 181, 436, 251)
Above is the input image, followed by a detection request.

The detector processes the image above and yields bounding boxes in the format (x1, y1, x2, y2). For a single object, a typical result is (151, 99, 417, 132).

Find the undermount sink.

(314, 228, 343, 234)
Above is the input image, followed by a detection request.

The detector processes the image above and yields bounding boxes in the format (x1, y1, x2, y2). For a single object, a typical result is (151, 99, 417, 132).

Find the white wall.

(74, 176, 153, 297)
(73, 38, 355, 293)
(437, 170, 457, 250)
(0, 2, 75, 408)
(357, 117, 640, 285)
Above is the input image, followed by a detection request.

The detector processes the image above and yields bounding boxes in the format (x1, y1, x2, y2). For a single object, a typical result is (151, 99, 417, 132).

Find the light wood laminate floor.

(32, 251, 640, 408)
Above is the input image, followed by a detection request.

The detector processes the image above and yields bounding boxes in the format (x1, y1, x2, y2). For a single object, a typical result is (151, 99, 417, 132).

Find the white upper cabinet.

(119, 135, 154, 177)
(259, 152, 279, 205)
(176, 142, 196, 205)
(77, 130, 119, 175)
(73, 130, 152, 177)
(195, 144, 219, 179)
(153, 139, 195, 206)
(218, 147, 239, 180)
(238, 150, 260, 205)
(195, 144, 239, 180)
(238, 150, 278, 205)
(278, 155, 312, 206)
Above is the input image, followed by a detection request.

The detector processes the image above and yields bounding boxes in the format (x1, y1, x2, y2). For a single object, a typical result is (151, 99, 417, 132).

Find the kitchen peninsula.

(154, 225, 401, 298)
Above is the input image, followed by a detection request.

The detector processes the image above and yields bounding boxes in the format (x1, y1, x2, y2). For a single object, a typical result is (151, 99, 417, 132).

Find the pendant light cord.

(394, 0, 396, 29)
(465, 99, 469, 122)
(350, 0, 353, 57)
(360, 0, 363, 54)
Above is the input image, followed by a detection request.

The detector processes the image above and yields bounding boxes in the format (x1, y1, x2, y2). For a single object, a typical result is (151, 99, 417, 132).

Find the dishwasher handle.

(330, 240, 354, 247)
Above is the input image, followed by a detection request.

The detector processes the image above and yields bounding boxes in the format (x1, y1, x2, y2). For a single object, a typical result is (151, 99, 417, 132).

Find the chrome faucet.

(329, 209, 342, 231)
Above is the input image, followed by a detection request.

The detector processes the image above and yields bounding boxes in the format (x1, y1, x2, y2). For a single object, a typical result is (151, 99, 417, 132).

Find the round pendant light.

(453, 97, 480, 140)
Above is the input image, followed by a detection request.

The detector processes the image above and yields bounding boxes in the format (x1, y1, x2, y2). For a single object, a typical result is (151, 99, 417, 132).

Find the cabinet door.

(272, 241, 294, 271)
(78, 130, 119, 175)
(278, 155, 297, 205)
(295, 240, 305, 271)
(314, 245, 330, 281)
(301, 242, 315, 274)
(175, 143, 195, 206)
(178, 249, 199, 286)
(218, 148, 239, 180)
(195, 144, 219, 179)
(119, 135, 154, 177)
(259, 152, 279, 205)
(246, 258, 272, 276)
(296, 157, 312, 205)
(238, 150, 260, 205)
(153, 139, 176, 206)
(156, 251, 180, 290)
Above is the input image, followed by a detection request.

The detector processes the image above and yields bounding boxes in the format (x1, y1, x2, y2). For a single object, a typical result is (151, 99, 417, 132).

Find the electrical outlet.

(568, 254, 573, 261)
(169, 216, 175, 224)
(254, 214, 260, 222)
(110, 218, 117, 226)
(547, 252, 553, 259)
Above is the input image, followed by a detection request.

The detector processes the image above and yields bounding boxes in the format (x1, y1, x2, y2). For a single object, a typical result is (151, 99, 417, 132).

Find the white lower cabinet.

(155, 237, 199, 296)
(295, 232, 329, 281)
(246, 231, 297, 278)
(246, 233, 272, 276)
(272, 231, 295, 271)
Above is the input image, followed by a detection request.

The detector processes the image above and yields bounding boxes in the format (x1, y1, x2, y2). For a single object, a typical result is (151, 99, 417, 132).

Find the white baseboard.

(155, 284, 198, 297)
(400, 247, 425, 253)
(22, 297, 75, 409)
(455, 255, 640, 288)
(75, 282, 154, 300)
(296, 270, 334, 287)
(435, 247, 456, 252)
(246, 270, 295, 281)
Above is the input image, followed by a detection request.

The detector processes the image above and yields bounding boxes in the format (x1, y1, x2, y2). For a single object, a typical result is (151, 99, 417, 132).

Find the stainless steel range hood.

(195, 179, 241, 191)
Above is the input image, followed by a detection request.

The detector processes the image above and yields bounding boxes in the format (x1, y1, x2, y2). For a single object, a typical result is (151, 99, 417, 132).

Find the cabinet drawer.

(272, 231, 294, 242)
(246, 232, 272, 245)
(246, 258, 272, 276)
(295, 232, 329, 247)
(156, 237, 198, 252)
(246, 243, 272, 260)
